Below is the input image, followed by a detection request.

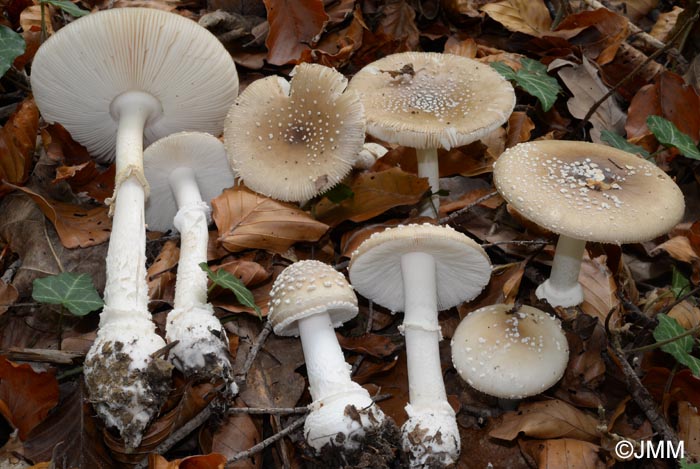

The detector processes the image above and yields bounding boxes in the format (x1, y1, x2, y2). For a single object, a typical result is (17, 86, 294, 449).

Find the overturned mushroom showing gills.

(225, 63, 365, 202)
(349, 223, 492, 467)
(144, 132, 236, 389)
(267, 260, 386, 453)
(348, 52, 515, 217)
(493, 140, 685, 307)
(451, 304, 568, 399)
(31, 8, 238, 447)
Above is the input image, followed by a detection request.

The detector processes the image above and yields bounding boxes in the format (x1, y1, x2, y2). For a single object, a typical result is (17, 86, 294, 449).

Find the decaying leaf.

(519, 438, 604, 469)
(149, 453, 227, 469)
(200, 403, 262, 468)
(0, 97, 38, 197)
(147, 240, 179, 305)
(263, 0, 328, 65)
(336, 333, 401, 358)
(480, 0, 551, 37)
(579, 254, 620, 326)
(677, 401, 700, 461)
(212, 187, 329, 254)
(0, 279, 18, 314)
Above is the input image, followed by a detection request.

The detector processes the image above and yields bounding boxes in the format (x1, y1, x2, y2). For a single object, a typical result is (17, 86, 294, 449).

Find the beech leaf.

(263, 0, 328, 65)
(0, 98, 38, 197)
(653, 313, 700, 377)
(647, 115, 700, 160)
(200, 262, 261, 318)
(480, 0, 552, 37)
(492, 58, 560, 111)
(31, 272, 103, 316)
(0, 25, 25, 77)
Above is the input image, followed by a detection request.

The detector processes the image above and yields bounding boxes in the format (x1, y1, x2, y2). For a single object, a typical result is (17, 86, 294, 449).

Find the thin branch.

(235, 321, 273, 386)
(228, 406, 309, 415)
(227, 415, 306, 464)
(481, 239, 549, 248)
(438, 191, 499, 225)
(625, 323, 700, 354)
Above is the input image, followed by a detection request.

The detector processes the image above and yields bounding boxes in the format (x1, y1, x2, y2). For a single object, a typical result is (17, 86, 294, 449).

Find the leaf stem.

(626, 323, 700, 354)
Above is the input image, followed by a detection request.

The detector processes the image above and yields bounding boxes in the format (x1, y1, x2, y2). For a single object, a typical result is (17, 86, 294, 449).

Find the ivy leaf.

(647, 115, 700, 160)
(600, 130, 650, 158)
(0, 25, 25, 78)
(671, 266, 691, 298)
(491, 58, 561, 111)
(40, 0, 89, 17)
(653, 313, 700, 377)
(322, 183, 354, 204)
(32, 272, 103, 316)
(200, 262, 261, 318)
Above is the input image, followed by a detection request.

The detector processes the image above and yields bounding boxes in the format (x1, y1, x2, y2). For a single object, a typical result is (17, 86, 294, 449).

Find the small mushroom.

(493, 140, 685, 307)
(224, 63, 365, 202)
(30, 8, 238, 447)
(348, 52, 515, 217)
(451, 304, 569, 401)
(349, 223, 491, 467)
(144, 132, 236, 389)
(267, 260, 387, 453)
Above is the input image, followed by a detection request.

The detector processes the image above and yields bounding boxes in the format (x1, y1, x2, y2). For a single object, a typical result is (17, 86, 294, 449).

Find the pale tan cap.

(451, 304, 569, 399)
(347, 51, 515, 150)
(31, 8, 239, 164)
(348, 223, 491, 312)
(493, 140, 685, 244)
(225, 63, 365, 202)
(268, 260, 358, 336)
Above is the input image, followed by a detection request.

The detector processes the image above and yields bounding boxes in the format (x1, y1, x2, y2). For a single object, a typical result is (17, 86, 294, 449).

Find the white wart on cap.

(451, 304, 569, 399)
(493, 140, 685, 244)
(349, 223, 491, 312)
(144, 132, 235, 233)
(347, 51, 516, 150)
(31, 8, 239, 164)
(225, 63, 365, 202)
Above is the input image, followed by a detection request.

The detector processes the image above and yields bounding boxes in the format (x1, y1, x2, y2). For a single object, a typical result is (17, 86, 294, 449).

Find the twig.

(150, 340, 179, 359)
(228, 406, 309, 415)
(1, 259, 21, 284)
(579, 0, 667, 51)
(658, 286, 700, 315)
(625, 323, 700, 354)
(438, 191, 499, 225)
(227, 416, 306, 464)
(481, 240, 549, 248)
(235, 321, 273, 386)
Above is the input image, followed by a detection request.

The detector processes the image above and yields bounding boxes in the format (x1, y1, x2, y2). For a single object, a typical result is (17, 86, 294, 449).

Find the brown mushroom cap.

(224, 63, 365, 202)
(347, 52, 515, 150)
(268, 260, 358, 336)
(493, 140, 685, 244)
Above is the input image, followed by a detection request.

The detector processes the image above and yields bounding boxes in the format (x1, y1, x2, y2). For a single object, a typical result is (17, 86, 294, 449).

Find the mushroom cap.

(451, 304, 569, 399)
(268, 260, 358, 336)
(31, 8, 239, 164)
(347, 51, 515, 150)
(348, 223, 491, 312)
(224, 63, 365, 202)
(493, 140, 685, 244)
(143, 132, 235, 232)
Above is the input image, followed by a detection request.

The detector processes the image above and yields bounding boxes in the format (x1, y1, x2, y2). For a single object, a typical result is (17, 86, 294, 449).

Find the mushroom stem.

(536, 235, 586, 307)
(416, 148, 439, 218)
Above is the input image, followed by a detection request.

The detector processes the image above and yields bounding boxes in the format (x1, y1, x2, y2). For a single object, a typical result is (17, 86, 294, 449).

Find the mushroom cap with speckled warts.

(347, 52, 515, 150)
(451, 304, 569, 399)
(493, 140, 685, 244)
(224, 63, 365, 202)
(31, 8, 239, 164)
(268, 260, 358, 336)
(144, 132, 235, 232)
(348, 223, 491, 312)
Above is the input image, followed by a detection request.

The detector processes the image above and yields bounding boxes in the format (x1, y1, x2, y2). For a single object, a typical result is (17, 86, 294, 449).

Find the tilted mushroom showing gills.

(225, 63, 365, 202)
(349, 223, 492, 467)
(144, 132, 236, 389)
(267, 260, 387, 452)
(493, 140, 685, 307)
(348, 52, 515, 217)
(30, 8, 238, 447)
(451, 304, 569, 399)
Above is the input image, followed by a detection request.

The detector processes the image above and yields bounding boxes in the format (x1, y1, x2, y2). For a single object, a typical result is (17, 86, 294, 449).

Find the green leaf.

(647, 115, 700, 160)
(200, 263, 261, 318)
(323, 183, 354, 204)
(32, 272, 103, 316)
(0, 25, 25, 78)
(492, 58, 561, 111)
(680, 458, 700, 469)
(672, 265, 691, 298)
(600, 130, 650, 158)
(40, 0, 89, 17)
(653, 313, 700, 377)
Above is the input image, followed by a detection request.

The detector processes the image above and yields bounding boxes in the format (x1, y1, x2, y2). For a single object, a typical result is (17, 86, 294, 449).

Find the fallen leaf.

(650, 6, 681, 42)
(653, 236, 699, 263)
(678, 401, 700, 462)
(443, 36, 478, 58)
(149, 453, 227, 469)
(0, 97, 38, 197)
(554, 8, 628, 64)
(480, 0, 551, 37)
(336, 333, 401, 358)
(0, 279, 18, 314)
(460, 262, 525, 315)
(668, 300, 700, 330)
(519, 438, 604, 469)
(299, 5, 365, 68)
(642, 368, 700, 408)
(364, 350, 409, 426)
(200, 403, 262, 468)
(213, 258, 271, 288)
(212, 187, 329, 254)
(489, 399, 599, 443)
(579, 254, 620, 326)
(376, 0, 419, 51)
(0, 355, 59, 440)
(147, 240, 179, 305)
(506, 111, 535, 148)
(314, 168, 429, 226)
(263, 0, 328, 65)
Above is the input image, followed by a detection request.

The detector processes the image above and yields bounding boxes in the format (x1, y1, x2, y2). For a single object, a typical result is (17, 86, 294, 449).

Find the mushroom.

(348, 223, 492, 467)
(354, 142, 388, 170)
(347, 52, 515, 217)
(224, 63, 365, 202)
(267, 260, 387, 452)
(30, 8, 238, 447)
(493, 140, 685, 307)
(451, 304, 569, 401)
(143, 132, 236, 389)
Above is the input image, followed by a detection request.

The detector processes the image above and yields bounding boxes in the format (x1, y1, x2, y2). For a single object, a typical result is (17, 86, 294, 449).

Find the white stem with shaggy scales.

(416, 147, 440, 218)
(535, 235, 586, 307)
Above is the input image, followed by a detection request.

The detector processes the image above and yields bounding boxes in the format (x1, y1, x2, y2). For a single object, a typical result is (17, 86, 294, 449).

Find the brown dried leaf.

(643, 368, 700, 408)
(376, 0, 419, 51)
(678, 401, 700, 462)
(443, 36, 478, 58)
(652, 236, 699, 263)
(363, 350, 409, 426)
(314, 168, 429, 226)
(519, 438, 604, 469)
(489, 400, 599, 442)
(0, 98, 38, 197)
(214, 258, 271, 288)
(650, 6, 681, 42)
(480, 0, 551, 37)
(0, 280, 18, 314)
(579, 254, 619, 326)
(506, 111, 535, 148)
(668, 300, 700, 330)
(212, 187, 328, 254)
(263, 0, 329, 65)
(147, 240, 179, 305)
(554, 8, 628, 64)
(149, 453, 227, 469)
(0, 356, 58, 440)
(201, 404, 261, 468)
(460, 262, 525, 315)
(299, 5, 365, 68)
(336, 333, 401, 358)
